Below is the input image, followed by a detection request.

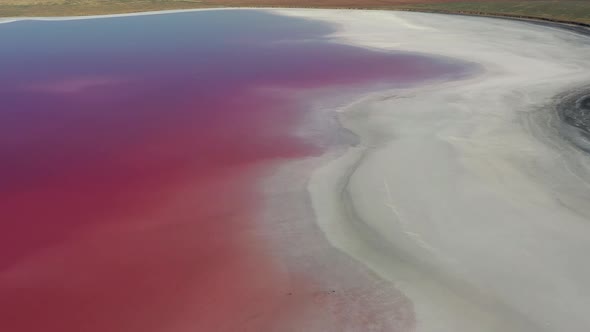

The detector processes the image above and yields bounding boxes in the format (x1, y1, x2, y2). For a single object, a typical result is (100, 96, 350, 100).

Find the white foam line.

(0, 7, 265, 25)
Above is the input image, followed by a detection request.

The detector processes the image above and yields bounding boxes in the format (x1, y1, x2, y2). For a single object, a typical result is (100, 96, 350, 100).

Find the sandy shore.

(273, 9, 590, 332)
(4, 8, 590, 330)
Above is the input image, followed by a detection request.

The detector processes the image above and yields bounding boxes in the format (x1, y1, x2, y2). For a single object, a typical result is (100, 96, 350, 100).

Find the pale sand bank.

(273, 9, 590, 332)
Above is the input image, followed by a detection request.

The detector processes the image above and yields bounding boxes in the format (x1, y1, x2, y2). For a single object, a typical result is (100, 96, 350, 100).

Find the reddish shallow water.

(0, 10, 467, 331)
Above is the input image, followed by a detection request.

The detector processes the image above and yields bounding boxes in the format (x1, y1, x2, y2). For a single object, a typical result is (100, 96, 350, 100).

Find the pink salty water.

(0, 10, 467, 331)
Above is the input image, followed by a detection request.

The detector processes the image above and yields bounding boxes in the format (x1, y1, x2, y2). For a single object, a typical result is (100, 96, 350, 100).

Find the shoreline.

(3, 7, 590, 331)
(0, 7, 238, 24)
(1, 6, 589, 35)
(292, 8, 590, 332)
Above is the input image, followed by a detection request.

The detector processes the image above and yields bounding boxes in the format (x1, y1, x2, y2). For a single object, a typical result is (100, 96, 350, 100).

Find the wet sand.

(276, 9, 590, 332)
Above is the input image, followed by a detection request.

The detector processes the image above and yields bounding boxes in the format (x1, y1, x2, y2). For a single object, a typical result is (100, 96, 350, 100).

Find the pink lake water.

(0, 10, 470, 331)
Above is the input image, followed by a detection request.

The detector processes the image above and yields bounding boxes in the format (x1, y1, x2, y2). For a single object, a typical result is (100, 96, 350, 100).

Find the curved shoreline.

(3, 8, 590, 331)
(1, 6, 589, 33)
(0, 8, 237, 24)
(297, 8, 590, 332)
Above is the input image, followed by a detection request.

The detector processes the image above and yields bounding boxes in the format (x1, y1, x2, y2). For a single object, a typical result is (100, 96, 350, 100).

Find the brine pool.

(0, 9, 470, 332)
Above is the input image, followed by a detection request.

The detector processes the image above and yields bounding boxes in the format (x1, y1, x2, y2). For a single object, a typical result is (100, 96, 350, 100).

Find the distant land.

(1, 1, 589, 25)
